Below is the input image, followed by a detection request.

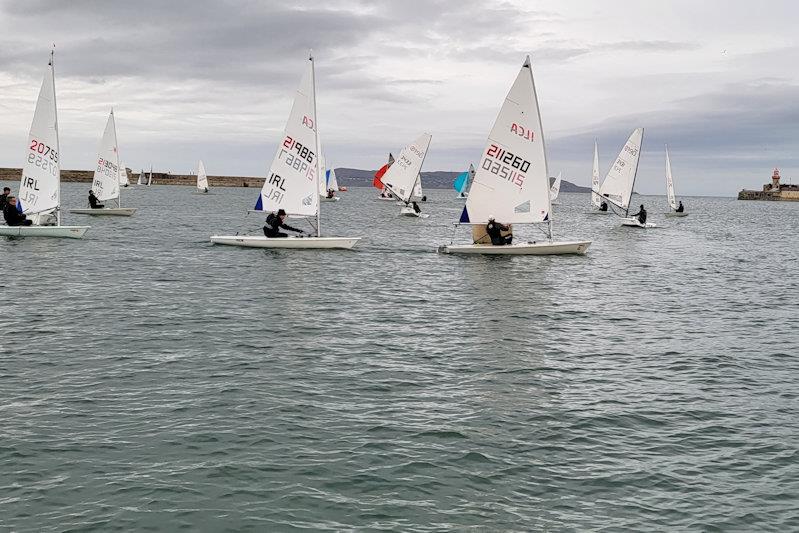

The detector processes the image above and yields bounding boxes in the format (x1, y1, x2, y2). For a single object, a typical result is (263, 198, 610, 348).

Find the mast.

(310, 51, 321, 237)
(112, 109, 122, 208)
(626, 128, 644, 217)
(526, 55, 553, 241)
(50, 47, 61, 226)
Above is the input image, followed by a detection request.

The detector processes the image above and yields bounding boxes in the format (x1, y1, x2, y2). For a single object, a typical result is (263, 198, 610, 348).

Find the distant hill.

(336, 168, 590, 192)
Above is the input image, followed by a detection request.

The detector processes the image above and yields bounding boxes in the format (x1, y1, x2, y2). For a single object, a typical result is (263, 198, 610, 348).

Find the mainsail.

(550, 171, 562, 201)
(91, 110, 121, 203)
(597, 128, 643, 211)
(197, 160, 209, 191)
(119, 162, 129, 187)
(382, 133, 432, 203)
(453, 164, 474, 195)
(326, 167, 339, 191)
(460, 56, 550, 224)
(373, 153, 395, 190)
(665, 146, 677, 210)
(18, 56, 60, 216)
(591, 140, 601, 208)
(255, 56, 319, 217)
(411, 174, 423, 200)
(137, 170, 144, 186)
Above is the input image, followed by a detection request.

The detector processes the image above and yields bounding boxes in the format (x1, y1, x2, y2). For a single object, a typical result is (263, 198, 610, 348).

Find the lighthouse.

(771, 168, 781, 191)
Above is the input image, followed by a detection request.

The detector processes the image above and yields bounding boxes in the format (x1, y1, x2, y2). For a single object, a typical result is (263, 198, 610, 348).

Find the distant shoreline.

(0, 167, 592, 192)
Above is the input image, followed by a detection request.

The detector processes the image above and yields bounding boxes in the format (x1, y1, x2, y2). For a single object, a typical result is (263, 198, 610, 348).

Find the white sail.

(318, 152, 327, 197)
(147, 168, 152, 186)
(382, 133, 432, 203)
(462, 56, 550, 224)
(550, 171, 562, 201)
(591, 140, 601, 208)
(598, 128, 643, 210)
(137, 170, 143, 185)
(91, 110, 121, 202)
(328, 167, 339, 191)
(256, 58, 320, 217)
(118, 161, 129, 187)
(197, 160, 209, 190)
(411, 174, 423, 200)
(18, 57, 60, 216)
(665, 146, 677, 210)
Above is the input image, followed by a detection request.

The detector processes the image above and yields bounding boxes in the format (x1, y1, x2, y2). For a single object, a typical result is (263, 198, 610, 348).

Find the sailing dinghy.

(210, 53, 360, 250)
(318, 155, 339, 202)
(147, 166, 152, 186)
(550, 171, 562, 204)
(587, 140, 609, 214)
(664, 146, 687, 217)
(374, 153, 396, 200)
(0, 52, 89, 239)
(453, 164, 474, 199)
(119, 162, 130, 188)
(595, 128, 655, 228)
(381, 133, 432, 217)
(137, 169, 144, 186)
(71, 110, 137, 216)
(197, 160, 209, 193)
(438, 56, 590, 255)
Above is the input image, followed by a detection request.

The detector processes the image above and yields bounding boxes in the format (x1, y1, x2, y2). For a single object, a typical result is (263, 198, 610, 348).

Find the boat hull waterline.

(70, 208, 137, 217)
(665, 212, 689, 218)
(621, 217, 658, 228)
(0, 225, 89, 239)
(438, 240, 591, 255)
(210, 235, 360, 249)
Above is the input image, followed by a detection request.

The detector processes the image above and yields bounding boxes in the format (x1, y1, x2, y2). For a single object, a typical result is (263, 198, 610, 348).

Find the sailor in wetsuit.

(3, 197, 32, 226)
(486, 217, 512, 245)
(264, 209, 305, 238)
(412, 201, 421, 214)
(630, 204, 647, 224)
(675, 201, 684, 213)
(88, 190, 104, 209)
(599, 201, 608, 211)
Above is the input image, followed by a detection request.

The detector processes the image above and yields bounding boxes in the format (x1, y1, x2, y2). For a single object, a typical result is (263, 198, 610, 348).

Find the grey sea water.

(1, 181, 798, 531)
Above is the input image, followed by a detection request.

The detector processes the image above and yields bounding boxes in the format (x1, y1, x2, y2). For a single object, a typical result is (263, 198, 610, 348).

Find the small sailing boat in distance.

(71, 109, 137, 216)
(438, 56, 590, 255)
(596, 128, 656, 228)
(588, 139, 609, 214)
(381, 133, 432, 217)
(197, 160, 209, 193)
(210, 52, 360, 249)
(453, 164, 474, 199)
(664, 146, 687, 217)
(0, 51, 89, 239)
(375, 153, 396, 200)
(137, 169, 144, 186)
(550, 171, 562, 204)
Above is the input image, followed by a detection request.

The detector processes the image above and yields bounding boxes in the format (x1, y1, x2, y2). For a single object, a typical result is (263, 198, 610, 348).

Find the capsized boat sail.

(0, 51, 89, 238)
(550, 171, 562, 202)
(197, 160, 209, 192)
(439, 56, 590, 255)
(382, 133, 432, 205)
(211, 52, 360, 249)
(453, 164, 474, 198)
(597, 128, 643, 213)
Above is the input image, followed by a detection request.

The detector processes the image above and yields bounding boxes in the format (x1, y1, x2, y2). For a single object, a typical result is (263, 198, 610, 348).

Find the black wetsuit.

(630, 208, 647, 224)
(88, 193, 104, 209)
(412, 202, 421, 214)
(0, 193, 8, 211)
(486, 221, 512, 245)
(264, 213, 303, 238)
(676, 203, 684, 213)
(3, 204, 31, 226)
(600, 202, 608, 211)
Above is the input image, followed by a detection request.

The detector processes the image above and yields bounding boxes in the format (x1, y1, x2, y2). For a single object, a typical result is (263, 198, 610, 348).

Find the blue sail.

(453, 170, 469, 193)
(459, 206, 470, 223)
(325, 169, 331, 188)
(17, 199, 24, 213)
(254, 194, 263, 211)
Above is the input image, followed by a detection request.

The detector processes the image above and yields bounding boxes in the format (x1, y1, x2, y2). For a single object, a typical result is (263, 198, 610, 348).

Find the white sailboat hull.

(457, 193, 468, 199)
(320, 196, 340, 202)
(377, 196, 395, 201)
(438, 240, 591, 255)
(399, 206, 428, 218)
(0, 225, 89, 239)
(70, 207, 137, 216)
(621, 217, 657, 228)
(665, 211, 688, 217)
(210, 235, 360, 249)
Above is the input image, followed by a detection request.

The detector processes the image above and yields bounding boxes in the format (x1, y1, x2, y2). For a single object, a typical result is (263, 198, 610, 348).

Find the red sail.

(373, 163, 389, 189)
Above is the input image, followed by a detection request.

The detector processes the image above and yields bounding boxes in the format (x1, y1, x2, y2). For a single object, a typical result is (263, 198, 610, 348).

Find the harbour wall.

(738, 189, 799, 201)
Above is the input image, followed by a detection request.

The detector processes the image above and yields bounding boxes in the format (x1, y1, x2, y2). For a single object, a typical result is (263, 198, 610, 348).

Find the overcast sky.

(1, 0, 797, 195)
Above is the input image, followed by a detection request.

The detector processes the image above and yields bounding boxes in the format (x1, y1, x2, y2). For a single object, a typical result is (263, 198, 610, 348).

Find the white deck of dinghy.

(439, 240, 590, 255)
(70, 208, 137, 217)
(0, 225, 89, 239)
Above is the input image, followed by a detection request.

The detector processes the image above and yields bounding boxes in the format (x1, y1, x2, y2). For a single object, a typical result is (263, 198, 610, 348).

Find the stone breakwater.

(0, 168, 265, 188)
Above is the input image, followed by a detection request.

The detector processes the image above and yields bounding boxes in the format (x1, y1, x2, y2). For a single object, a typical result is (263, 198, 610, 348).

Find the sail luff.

(51, 50, 61, 225)
(310, 53, 321, 237)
